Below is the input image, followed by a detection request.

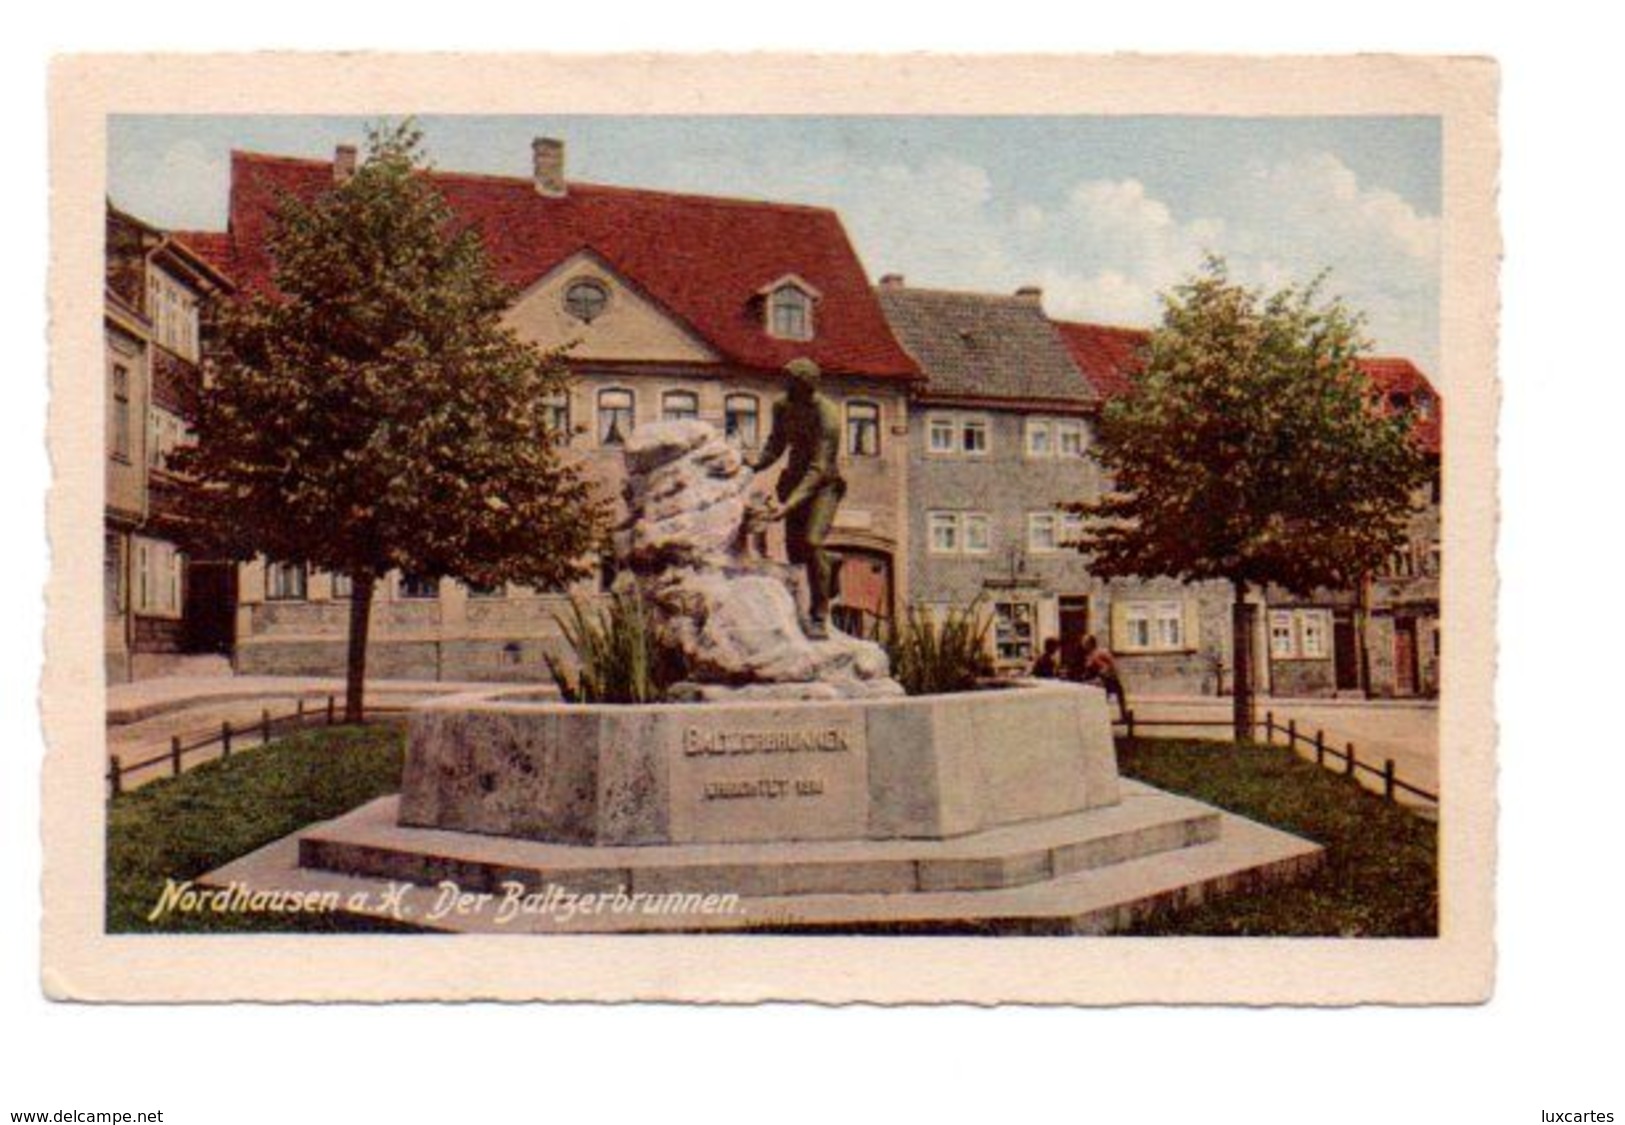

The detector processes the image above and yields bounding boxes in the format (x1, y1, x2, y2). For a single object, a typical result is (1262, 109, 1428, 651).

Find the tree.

(175, 121, 609, 722)
(1072, 256, 1429, 740)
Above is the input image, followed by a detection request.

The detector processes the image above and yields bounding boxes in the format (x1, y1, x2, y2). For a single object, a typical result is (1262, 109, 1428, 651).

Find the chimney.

(533, 137, 566, 197)
(879, 273, 906, 289)
(333, 144, 358, 185)
(1015, 285, 1043, 304)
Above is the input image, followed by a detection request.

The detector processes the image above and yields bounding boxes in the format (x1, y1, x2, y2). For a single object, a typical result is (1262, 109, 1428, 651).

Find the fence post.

(1264, 711, 1274, 744)
(1384, 758, 1396, 800)
(327, 694, 336, 726)
(1313, 728, 1323, 767)
(222, 720, 232, 759)
(1345, 741, 1357, 777)
(170, 735, 182, 777)
(296, 698, 305, 726)
(262, 708, 272, 745)
(108, 755, 122, 798)
(1287, 718, 1297, 751)
(1125, 710, 1136, 740)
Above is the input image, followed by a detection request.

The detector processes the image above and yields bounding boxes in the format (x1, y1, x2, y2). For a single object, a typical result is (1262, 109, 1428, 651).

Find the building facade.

(186, 141, 918, 680)
(103, 205, 233, 682)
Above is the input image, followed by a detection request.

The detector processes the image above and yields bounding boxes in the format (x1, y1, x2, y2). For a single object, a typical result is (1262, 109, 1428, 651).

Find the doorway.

(1333, 614, 1360, 691)
(1394, 617, 1419, 696)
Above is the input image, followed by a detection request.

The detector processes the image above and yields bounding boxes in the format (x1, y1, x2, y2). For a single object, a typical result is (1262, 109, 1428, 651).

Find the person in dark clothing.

(1077, 633, 1128, 720)
(1031, 637, 1063, 679)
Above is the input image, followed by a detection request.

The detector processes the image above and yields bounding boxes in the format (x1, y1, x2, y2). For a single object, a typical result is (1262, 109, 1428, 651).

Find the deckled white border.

(44, 52, 1498, 1003)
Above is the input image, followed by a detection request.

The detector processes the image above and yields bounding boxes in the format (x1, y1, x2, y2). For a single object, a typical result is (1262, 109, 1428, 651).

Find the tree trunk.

(344, 571, 375, 724)
(1231, 578, 1255, 742)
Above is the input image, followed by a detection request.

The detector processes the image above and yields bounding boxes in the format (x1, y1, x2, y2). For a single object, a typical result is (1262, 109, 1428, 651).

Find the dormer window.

(564, 278, 609, 323)
(759, 275, 820, 341)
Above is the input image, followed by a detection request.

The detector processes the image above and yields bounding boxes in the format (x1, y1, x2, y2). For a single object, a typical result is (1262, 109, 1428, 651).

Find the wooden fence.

(107, 695, 409, 797)
(1112, 709, 1438, 808)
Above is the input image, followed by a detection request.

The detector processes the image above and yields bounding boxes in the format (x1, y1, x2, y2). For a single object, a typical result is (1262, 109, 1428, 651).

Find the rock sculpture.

(620, 419, 903, 701)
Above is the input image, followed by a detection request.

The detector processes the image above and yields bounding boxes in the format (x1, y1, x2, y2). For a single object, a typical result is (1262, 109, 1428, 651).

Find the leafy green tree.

(1072, 257, 1429, 739)
(176, 121, 609, 721)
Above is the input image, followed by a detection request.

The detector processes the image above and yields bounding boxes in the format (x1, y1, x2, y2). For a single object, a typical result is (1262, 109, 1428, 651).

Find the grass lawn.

(106, 723, 416, 933)
(1115, 737, 1438, 937)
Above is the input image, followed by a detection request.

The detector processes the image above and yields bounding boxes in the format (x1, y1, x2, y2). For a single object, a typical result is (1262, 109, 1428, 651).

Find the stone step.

(200, 787, 1321, 935)
(297, 783, 1222, 898)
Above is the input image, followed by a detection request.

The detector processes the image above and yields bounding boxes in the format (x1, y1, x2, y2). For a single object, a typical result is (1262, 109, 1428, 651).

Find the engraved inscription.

(703, 777, 827, 801)
(683, 727, 850, 756)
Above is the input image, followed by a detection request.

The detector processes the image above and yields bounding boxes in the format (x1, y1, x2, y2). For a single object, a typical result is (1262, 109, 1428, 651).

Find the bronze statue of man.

(749, 357, 847, 639)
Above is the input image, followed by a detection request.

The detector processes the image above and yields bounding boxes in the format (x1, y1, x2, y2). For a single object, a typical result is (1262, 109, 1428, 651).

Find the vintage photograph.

(47, 54, 1498, 1002)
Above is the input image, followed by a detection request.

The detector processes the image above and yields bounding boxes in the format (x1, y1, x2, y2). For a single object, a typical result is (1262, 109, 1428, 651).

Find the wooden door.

(1394, 618, 1418, 696)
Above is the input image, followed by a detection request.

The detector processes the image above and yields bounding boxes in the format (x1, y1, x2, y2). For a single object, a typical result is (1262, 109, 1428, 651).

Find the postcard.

(44, 52, 1498, 1003)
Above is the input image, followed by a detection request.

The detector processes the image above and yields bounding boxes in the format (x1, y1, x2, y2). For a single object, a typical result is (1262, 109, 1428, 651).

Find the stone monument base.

(204, 782, 1319, 933)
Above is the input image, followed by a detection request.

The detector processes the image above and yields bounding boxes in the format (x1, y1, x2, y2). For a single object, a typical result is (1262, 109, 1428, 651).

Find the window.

(146, 406, 192, 471)
(1056, 419, 1085, 457)
(1025, 418, 1053, 458)
(725, 394, 760, 448)
(563, 278, 609, 323)
(466, 580, 505, 598)
(846, 401, 880, 457)
(597, 388, 635, 446)
(145, 269, 199, 361)
(928, 416, 956, 453)
(543, 392, 570, 440)
(1028, 512, 1059, 553)
(928, 511, 990, 555)
(135, 540, 185, 617)
(1060, 512, 1084, 547)
(111, 365, 131, 461)
(994, 601, 1035, 664)
(661, 390, 699, 422)
(1413, 390, 1434, 420)
(104, 533, 124, 617)
(963, 513, 991, 554)
(398, 573, 440, 599)
(1269, 611, 1296, 659)
(265, 561, 307, 601)
(768, 284, 813, 340)
(962, 418, 989, 455)
(331, 573, 353, 599)
(1117, 599, 1186, 653)
(1267, 608, 1332, 660)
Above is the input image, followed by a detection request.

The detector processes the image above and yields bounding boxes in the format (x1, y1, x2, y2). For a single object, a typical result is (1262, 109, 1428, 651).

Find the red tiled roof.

(203, 151, 918, 381)
(1056, 319, 1441, 455)
(1052, 321, 1149, 400)
(1357, 357, 1442, 455)
(172, 230, 238, 281)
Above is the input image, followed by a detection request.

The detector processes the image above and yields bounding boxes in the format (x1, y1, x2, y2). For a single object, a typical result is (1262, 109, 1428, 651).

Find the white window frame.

(1269, 610, 1297, 659)
(1267, 608, 1333, 661)
(265, 561, 307, 602)
(1060, 511, 1084, 547)
(542, 392, 571, 441)
(767, 284, 814, 341)
(596, 388, 635, 446)
(133, 538, 185, 617)
(927, 511, 961, 555)
(927, 415, 956, 454)
(1118, 598, 1186, 654)
(1027, 512, 1060, 553)
(845, 400, 881, 457)
(962, 512, 991, 554)
(724, 393, 761, 448)
(1025, 417, 1054, 458)
(661, 389, 700, 422)
(1056, 418, 1086, 457)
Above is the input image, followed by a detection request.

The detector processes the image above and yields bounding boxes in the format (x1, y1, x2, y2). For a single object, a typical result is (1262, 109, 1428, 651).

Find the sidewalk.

(1127, 694, 1439, 810)
(106, 674, 550, 792)
(107, 674, 518, 725)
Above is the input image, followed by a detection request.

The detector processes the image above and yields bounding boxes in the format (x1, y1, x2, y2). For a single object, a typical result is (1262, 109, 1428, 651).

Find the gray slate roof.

(876, 287, 1096, 406)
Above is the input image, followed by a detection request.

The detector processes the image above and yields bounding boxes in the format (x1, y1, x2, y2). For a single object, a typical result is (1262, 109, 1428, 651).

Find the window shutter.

(1183, 598, 1201, 651)
(1110, 599, 1130, 651)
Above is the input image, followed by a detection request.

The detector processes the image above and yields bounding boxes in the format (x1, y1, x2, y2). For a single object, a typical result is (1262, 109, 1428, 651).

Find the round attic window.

(564, 278, 609, 323)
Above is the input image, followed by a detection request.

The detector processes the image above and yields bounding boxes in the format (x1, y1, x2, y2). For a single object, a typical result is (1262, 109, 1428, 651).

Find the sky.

(109, 114, 1441, 371)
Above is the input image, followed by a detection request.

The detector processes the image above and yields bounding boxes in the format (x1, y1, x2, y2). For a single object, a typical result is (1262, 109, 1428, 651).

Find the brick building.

(103, 205, 233, 682)
(182, 140, 919, 680)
